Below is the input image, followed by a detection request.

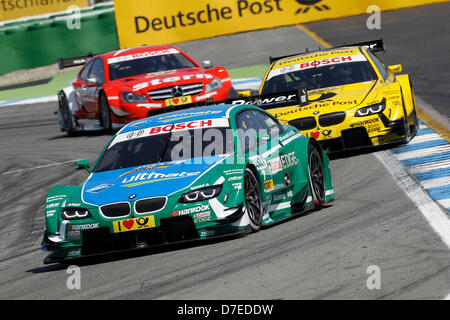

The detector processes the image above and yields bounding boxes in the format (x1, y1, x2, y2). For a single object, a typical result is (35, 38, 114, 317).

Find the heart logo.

(172, 98, 179, 105)
(123, 219, 134, 230)
(311, 131, 320, 139)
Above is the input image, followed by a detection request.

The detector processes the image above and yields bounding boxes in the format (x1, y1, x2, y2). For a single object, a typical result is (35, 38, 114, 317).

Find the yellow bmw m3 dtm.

(252, 40, 418, 153)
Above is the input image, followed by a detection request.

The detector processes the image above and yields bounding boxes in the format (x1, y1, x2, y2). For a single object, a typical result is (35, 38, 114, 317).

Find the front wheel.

(100, 94, 113, 134)
(244, 168, 263, 231)
(308, 143, 325, 210)
(58, 92, 74, 136)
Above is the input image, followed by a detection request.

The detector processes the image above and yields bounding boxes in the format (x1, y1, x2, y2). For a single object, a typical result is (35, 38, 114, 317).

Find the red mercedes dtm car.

(57, 45, 236, 134)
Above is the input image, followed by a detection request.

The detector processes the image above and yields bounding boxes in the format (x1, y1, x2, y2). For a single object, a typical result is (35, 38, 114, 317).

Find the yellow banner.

(0, 0, 89, 22)
(114, 0, 449, 49)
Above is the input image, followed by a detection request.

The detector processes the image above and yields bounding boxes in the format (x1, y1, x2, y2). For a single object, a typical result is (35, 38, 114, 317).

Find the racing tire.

(244, 167, 264, 232)
(58, 92, 74, 136)
(409, 89, 419, 139)
(100, 93, 113, 134)
(308, 143, 325, 210)
(400, 92, 413, 144)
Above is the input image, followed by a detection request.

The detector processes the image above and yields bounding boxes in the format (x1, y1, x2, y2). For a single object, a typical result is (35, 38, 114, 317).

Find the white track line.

(408, 133, 443, 145)
(438, 199, 450, 210)
(2, 159, 84, 175)
(396, 145, 450, 161)
(408, 159, 450, 175)
(420, 177, 450, 190)
(375, 150, 450, 251)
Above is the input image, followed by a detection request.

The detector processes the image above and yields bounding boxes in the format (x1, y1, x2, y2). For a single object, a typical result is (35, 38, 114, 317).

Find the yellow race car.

(249, 40, 418, 152)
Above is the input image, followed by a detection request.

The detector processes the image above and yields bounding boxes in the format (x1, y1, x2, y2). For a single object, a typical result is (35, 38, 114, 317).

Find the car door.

(235, 109, 284, 195)
(251, 110, 296, 197)
(74, 60, 94, 113)
(84, 58, 105, 114)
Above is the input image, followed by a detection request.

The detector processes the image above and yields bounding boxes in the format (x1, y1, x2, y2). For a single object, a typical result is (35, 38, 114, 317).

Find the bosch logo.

(295, 0, 330, 14)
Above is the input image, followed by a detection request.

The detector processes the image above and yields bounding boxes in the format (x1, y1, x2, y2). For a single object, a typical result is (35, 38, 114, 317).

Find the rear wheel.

(58, 92, 74, 136)
(308, 143, 325, 210)
(100, 93, 112, 134)
(244, 168, 263, 231)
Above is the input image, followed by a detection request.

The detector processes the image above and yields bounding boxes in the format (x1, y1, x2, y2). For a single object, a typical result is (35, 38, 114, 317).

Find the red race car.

(57, 45, 236, 134)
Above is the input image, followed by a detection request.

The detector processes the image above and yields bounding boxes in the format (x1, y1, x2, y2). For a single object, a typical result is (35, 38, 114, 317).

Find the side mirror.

(73, 80, 83, 88)
(74, 159, 91, 173)
(201, 60, 214, 68)
(388, 64, 402, 74)
(237, 90, 252, 98)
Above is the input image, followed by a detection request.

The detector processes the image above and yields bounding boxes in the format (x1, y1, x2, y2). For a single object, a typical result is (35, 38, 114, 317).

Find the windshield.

(108, 53, 197, 80)
(94, 127, 234, 173)
(261, 60, 378, 94)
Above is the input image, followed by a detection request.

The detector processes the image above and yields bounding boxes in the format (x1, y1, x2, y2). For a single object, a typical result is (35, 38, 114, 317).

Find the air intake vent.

(289, 117, 317, 131)
(135, 197, 167, 214)
(148, 83, 203, 100)
(318, 112, 346, 127)
(100, 202, 131, 218)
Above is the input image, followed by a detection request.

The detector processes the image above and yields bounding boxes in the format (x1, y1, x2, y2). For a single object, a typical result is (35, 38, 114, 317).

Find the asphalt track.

(0, 4, 449, 300)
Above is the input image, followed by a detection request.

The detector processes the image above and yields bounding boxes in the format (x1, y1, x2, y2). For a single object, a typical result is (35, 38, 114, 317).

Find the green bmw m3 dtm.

(42, 102, 334, 264)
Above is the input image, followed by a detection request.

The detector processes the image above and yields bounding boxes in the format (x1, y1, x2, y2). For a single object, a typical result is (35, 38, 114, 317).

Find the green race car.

(42, 103, 334, 264)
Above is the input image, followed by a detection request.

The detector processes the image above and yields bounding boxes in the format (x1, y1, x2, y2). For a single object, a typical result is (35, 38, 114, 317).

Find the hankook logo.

(295, 0, 330, 14)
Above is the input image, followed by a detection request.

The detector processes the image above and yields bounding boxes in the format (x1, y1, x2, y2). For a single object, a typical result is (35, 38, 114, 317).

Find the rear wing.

(269, 38, 384, 64)
(146, 87, 309, 118)
(57, 52, 97, 70)
(336, 39, 384, 53)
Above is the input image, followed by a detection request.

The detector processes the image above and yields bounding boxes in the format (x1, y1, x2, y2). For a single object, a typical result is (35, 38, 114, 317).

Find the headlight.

(179, 185, 222, 203)
(205, 77, 222, 93)
(121, 92, 148, 103)
(355, 99, 386, 117)
(61, 207, 91, 220)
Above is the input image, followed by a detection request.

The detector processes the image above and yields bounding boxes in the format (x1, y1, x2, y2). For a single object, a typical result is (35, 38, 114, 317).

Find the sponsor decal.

(321, 129, 332, 137)
(268, 157, 282, 174)
(310, 131, 320, 139)
(268, 54, 367, 80)
(86, 184, 114, 193)
(107, 48, 180, 64)
(67, 249, 81, 258)
(115, 0, 443, 50)
(264, 179, 274, 192)
(110, 118, 229, 148)
(194, 211, 211, 223)
(172, 204, 211, 217)
(119, 162, 180, 177)
(132, 73, 213, 91)
(295, 0, 330, 14)
(113, 215, 156, 233)
(46, 210, 56, 217)
(67, 231, 81, 241)
(232, 182, 242, 190)
(46, 195, 66, 203)
(157, 109, 223, 121)
(68, 223, 99, 231)
(122, 171, 202, 187)
(46, 203, 59, 209)
(350, 118, 379, 128)
(280, 151, 298, 169)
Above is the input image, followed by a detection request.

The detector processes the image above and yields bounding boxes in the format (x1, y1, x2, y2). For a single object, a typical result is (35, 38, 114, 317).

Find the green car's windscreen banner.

(114, 0, 449, 48)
